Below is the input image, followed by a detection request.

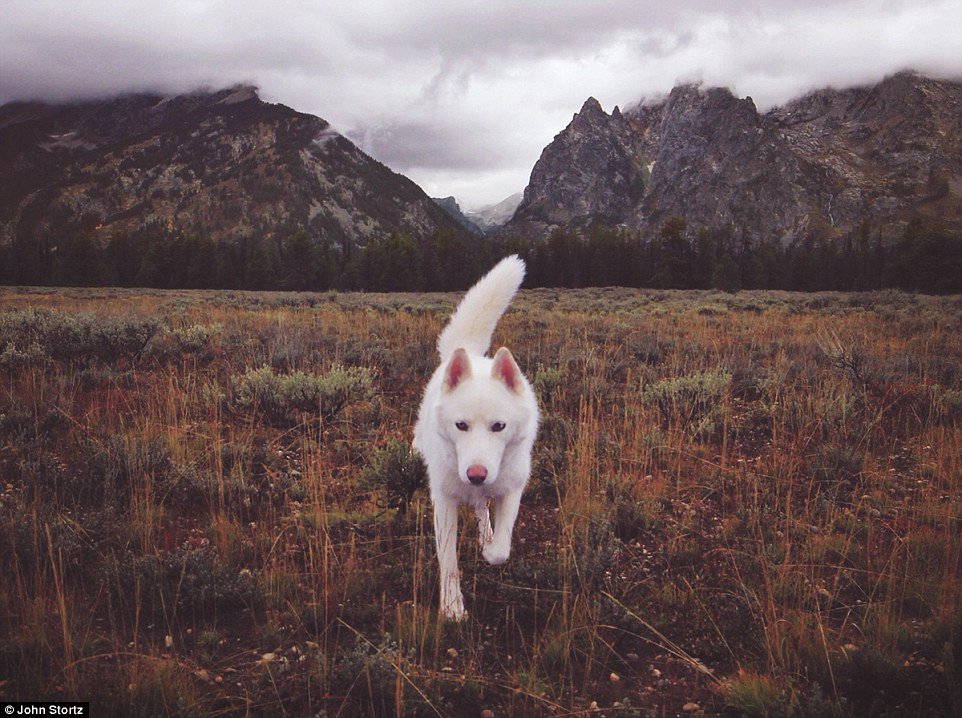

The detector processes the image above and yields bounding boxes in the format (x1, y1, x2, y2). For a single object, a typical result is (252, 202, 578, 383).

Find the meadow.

(1, 284, 960, 717)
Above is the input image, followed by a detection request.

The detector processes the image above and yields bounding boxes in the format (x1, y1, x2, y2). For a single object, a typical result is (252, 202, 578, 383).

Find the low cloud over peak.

(4, 0, 961, 206)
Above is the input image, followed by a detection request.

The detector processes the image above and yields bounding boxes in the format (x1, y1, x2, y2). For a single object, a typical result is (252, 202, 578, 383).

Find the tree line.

(508, 217, 962, 294)
(1, 216, 960, 294)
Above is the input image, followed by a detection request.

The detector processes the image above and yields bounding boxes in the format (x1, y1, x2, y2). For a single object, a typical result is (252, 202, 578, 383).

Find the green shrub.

(0, 341, 46, 368)
(0, 308, 160, 365)
(360, 439, 426, 517)
(606, 477, 656, 541)
(147, 323, 223, 361)
(331, 636, 404, 718)
(932, 385, 962, 422)
(641, 367, 732, 436)
(721, 672, 838, 717)
(532, 364, 564, 402)
(808, 442, 864, 489)
(115, 544, 263, 617)
(85, 434, 172, 507)
(232, 364, 374, 425)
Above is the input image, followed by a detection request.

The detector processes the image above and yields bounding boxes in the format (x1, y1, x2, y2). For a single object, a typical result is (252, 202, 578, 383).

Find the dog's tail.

(437, 254, 526, 359)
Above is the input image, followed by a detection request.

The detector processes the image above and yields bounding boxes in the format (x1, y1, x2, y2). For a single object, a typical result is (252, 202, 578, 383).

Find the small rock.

(588, 701, 599, 711)
(651, 668, 662, 678)
(261, 652, 276, 663)
(164, 635, 173, 649)
(683, 702, 700, 712)
(626, 652, 640, 661)
(609, 672, 620, 682)
(481, 710, 495, 718)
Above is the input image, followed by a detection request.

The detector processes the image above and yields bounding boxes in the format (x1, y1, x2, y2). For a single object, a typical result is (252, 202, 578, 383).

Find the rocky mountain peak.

(214, 84, 260, 105)
(503, 72, 962, 244)
(576, 96, 605, 118)
(509, 96, 645, 233)
(566, 97, 617, 137)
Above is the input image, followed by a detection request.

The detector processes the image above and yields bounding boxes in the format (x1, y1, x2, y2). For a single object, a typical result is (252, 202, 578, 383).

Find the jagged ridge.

(504, 72, 962, 244)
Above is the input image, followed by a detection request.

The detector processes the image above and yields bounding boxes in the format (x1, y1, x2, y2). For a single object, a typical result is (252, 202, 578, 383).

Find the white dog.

(413, 255, 539, 620)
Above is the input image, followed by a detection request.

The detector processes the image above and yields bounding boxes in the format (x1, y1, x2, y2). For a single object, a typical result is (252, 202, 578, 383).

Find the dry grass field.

(1, 284, 960, 717)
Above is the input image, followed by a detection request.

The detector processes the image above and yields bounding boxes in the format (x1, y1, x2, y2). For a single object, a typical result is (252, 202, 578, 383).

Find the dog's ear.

(443, 348, 472, 391)
(491, 347, 523, 394)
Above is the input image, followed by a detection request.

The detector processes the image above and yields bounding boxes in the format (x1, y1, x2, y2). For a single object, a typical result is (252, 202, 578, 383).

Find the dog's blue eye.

(491, 421, 506, 432)
(455, 421, 469, 432)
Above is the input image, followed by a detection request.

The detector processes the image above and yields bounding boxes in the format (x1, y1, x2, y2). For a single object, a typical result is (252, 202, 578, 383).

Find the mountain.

(464, 193, 524, 234)
(503, 72, 962, 244)
(433, 193, 524, 235)
(432, 196, 484, 236)
(0, 85, 466, 250)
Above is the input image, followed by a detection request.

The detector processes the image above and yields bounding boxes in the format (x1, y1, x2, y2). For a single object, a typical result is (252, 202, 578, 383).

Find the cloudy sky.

(3, 1, 961, 208)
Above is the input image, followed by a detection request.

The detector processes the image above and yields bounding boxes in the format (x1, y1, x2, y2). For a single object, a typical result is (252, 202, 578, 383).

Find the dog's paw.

(483, 542, 510, 566)
(441, 602, 467, 621)
(440, 592, 467, 621)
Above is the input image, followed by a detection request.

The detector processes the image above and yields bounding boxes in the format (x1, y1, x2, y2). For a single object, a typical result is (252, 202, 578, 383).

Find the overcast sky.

(3, 1, 961, 209)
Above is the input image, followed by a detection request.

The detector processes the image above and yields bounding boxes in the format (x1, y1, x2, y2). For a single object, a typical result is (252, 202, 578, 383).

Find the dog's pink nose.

(466, 465, 488, 485)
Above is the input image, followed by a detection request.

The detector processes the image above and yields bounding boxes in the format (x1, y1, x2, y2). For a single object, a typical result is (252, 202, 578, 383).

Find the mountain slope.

(432, 196, 484, 236)
(0, 85, 466, 248)
(504, 72, 962, 243)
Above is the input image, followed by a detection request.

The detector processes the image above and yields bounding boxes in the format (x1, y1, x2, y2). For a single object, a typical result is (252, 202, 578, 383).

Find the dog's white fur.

(413, 255, 539, 620)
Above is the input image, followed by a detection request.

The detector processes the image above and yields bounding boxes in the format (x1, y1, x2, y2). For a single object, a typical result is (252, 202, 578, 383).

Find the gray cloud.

(3, 0, 961, 207)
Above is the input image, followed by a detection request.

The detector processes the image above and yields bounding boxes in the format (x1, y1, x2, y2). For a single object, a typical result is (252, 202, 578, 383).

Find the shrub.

(85, 434, 172, 507)
(641, 367, 732, 436)
(0, 341, 46, 368)
(232, 364, 374, 425)
(932, 385, 962, 423)
(808, 442, 864, 489)
(606, 477, 656, 541)
(115, 543, 263, 617)
(331, 636, 404, 717)
(0, 308, 160, 365)
(147, 323, 223, 361)
(532, 364, 564, 402)
(360, 439, 426, 517)
(720, 671, 791, 717)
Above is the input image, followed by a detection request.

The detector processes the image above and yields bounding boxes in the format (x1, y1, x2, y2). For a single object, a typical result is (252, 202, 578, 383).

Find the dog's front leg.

(483, 489, 522, 565)
(433, 494, 466, 620)
(475, 501, 494, 548)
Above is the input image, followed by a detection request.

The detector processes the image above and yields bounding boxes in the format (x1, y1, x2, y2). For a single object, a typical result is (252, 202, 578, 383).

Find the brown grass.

(1, 285, 960, 716)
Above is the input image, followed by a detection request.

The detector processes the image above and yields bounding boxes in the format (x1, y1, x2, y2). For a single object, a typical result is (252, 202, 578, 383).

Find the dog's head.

(436, 347, 532, 487)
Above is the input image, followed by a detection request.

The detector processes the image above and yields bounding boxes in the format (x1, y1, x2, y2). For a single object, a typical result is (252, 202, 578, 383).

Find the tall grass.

(1, 285, 960, 716)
